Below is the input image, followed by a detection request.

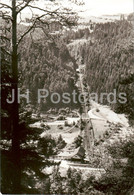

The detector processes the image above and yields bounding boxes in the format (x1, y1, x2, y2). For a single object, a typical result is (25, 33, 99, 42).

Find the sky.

(82, 0, 133, 16)
(1, 0, 133, 19)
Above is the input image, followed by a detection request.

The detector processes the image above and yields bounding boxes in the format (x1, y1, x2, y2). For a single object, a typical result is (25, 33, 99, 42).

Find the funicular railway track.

(76, 64, 95, 160)
(47, 63, 105, 174)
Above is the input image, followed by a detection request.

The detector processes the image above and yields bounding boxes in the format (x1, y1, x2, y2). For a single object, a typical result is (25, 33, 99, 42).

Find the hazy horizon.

(82, 0, 133, 16)
(0, 0, 133, 19)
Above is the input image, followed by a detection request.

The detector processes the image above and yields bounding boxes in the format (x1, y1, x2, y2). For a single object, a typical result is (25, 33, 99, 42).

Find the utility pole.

(11, 0, 21, 193)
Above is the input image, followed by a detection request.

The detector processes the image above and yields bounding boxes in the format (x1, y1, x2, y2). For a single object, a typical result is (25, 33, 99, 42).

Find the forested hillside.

(19, 33, 79, 111)
(67, 19, 134, 120)
(19, 19, 134, 118)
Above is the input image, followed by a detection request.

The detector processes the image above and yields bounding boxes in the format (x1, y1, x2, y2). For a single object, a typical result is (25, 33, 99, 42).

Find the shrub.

(40, 123, 45, 128)
(58, 125, 63, 130)
(74, 135, 82, 148)
(57, 135, 66, 149)
(64, 121, 71, 127)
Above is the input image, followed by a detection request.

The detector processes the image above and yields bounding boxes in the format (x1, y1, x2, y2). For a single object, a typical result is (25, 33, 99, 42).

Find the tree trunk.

(11, 0, 21, 193)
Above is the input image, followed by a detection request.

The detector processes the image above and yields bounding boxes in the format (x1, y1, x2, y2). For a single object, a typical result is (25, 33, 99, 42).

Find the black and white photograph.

(0, 0, 134, 194)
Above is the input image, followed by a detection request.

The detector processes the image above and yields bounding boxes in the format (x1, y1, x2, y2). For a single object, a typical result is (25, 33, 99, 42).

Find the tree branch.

(16, 0, 27, 8)
(17, 13, 48, 44)
(18, 24, 35, 45)
(25, 5, 77, 27)
(16, 0, 33, 14)
(0, 11, 12, 21)
(1, 47, 11, 56)
(0, 3, 12, 10)
(1, 35, 10, 42)
(36, 25, 54, 42)
(27, 5, 75, 15)
(28, 5, 59, 14)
